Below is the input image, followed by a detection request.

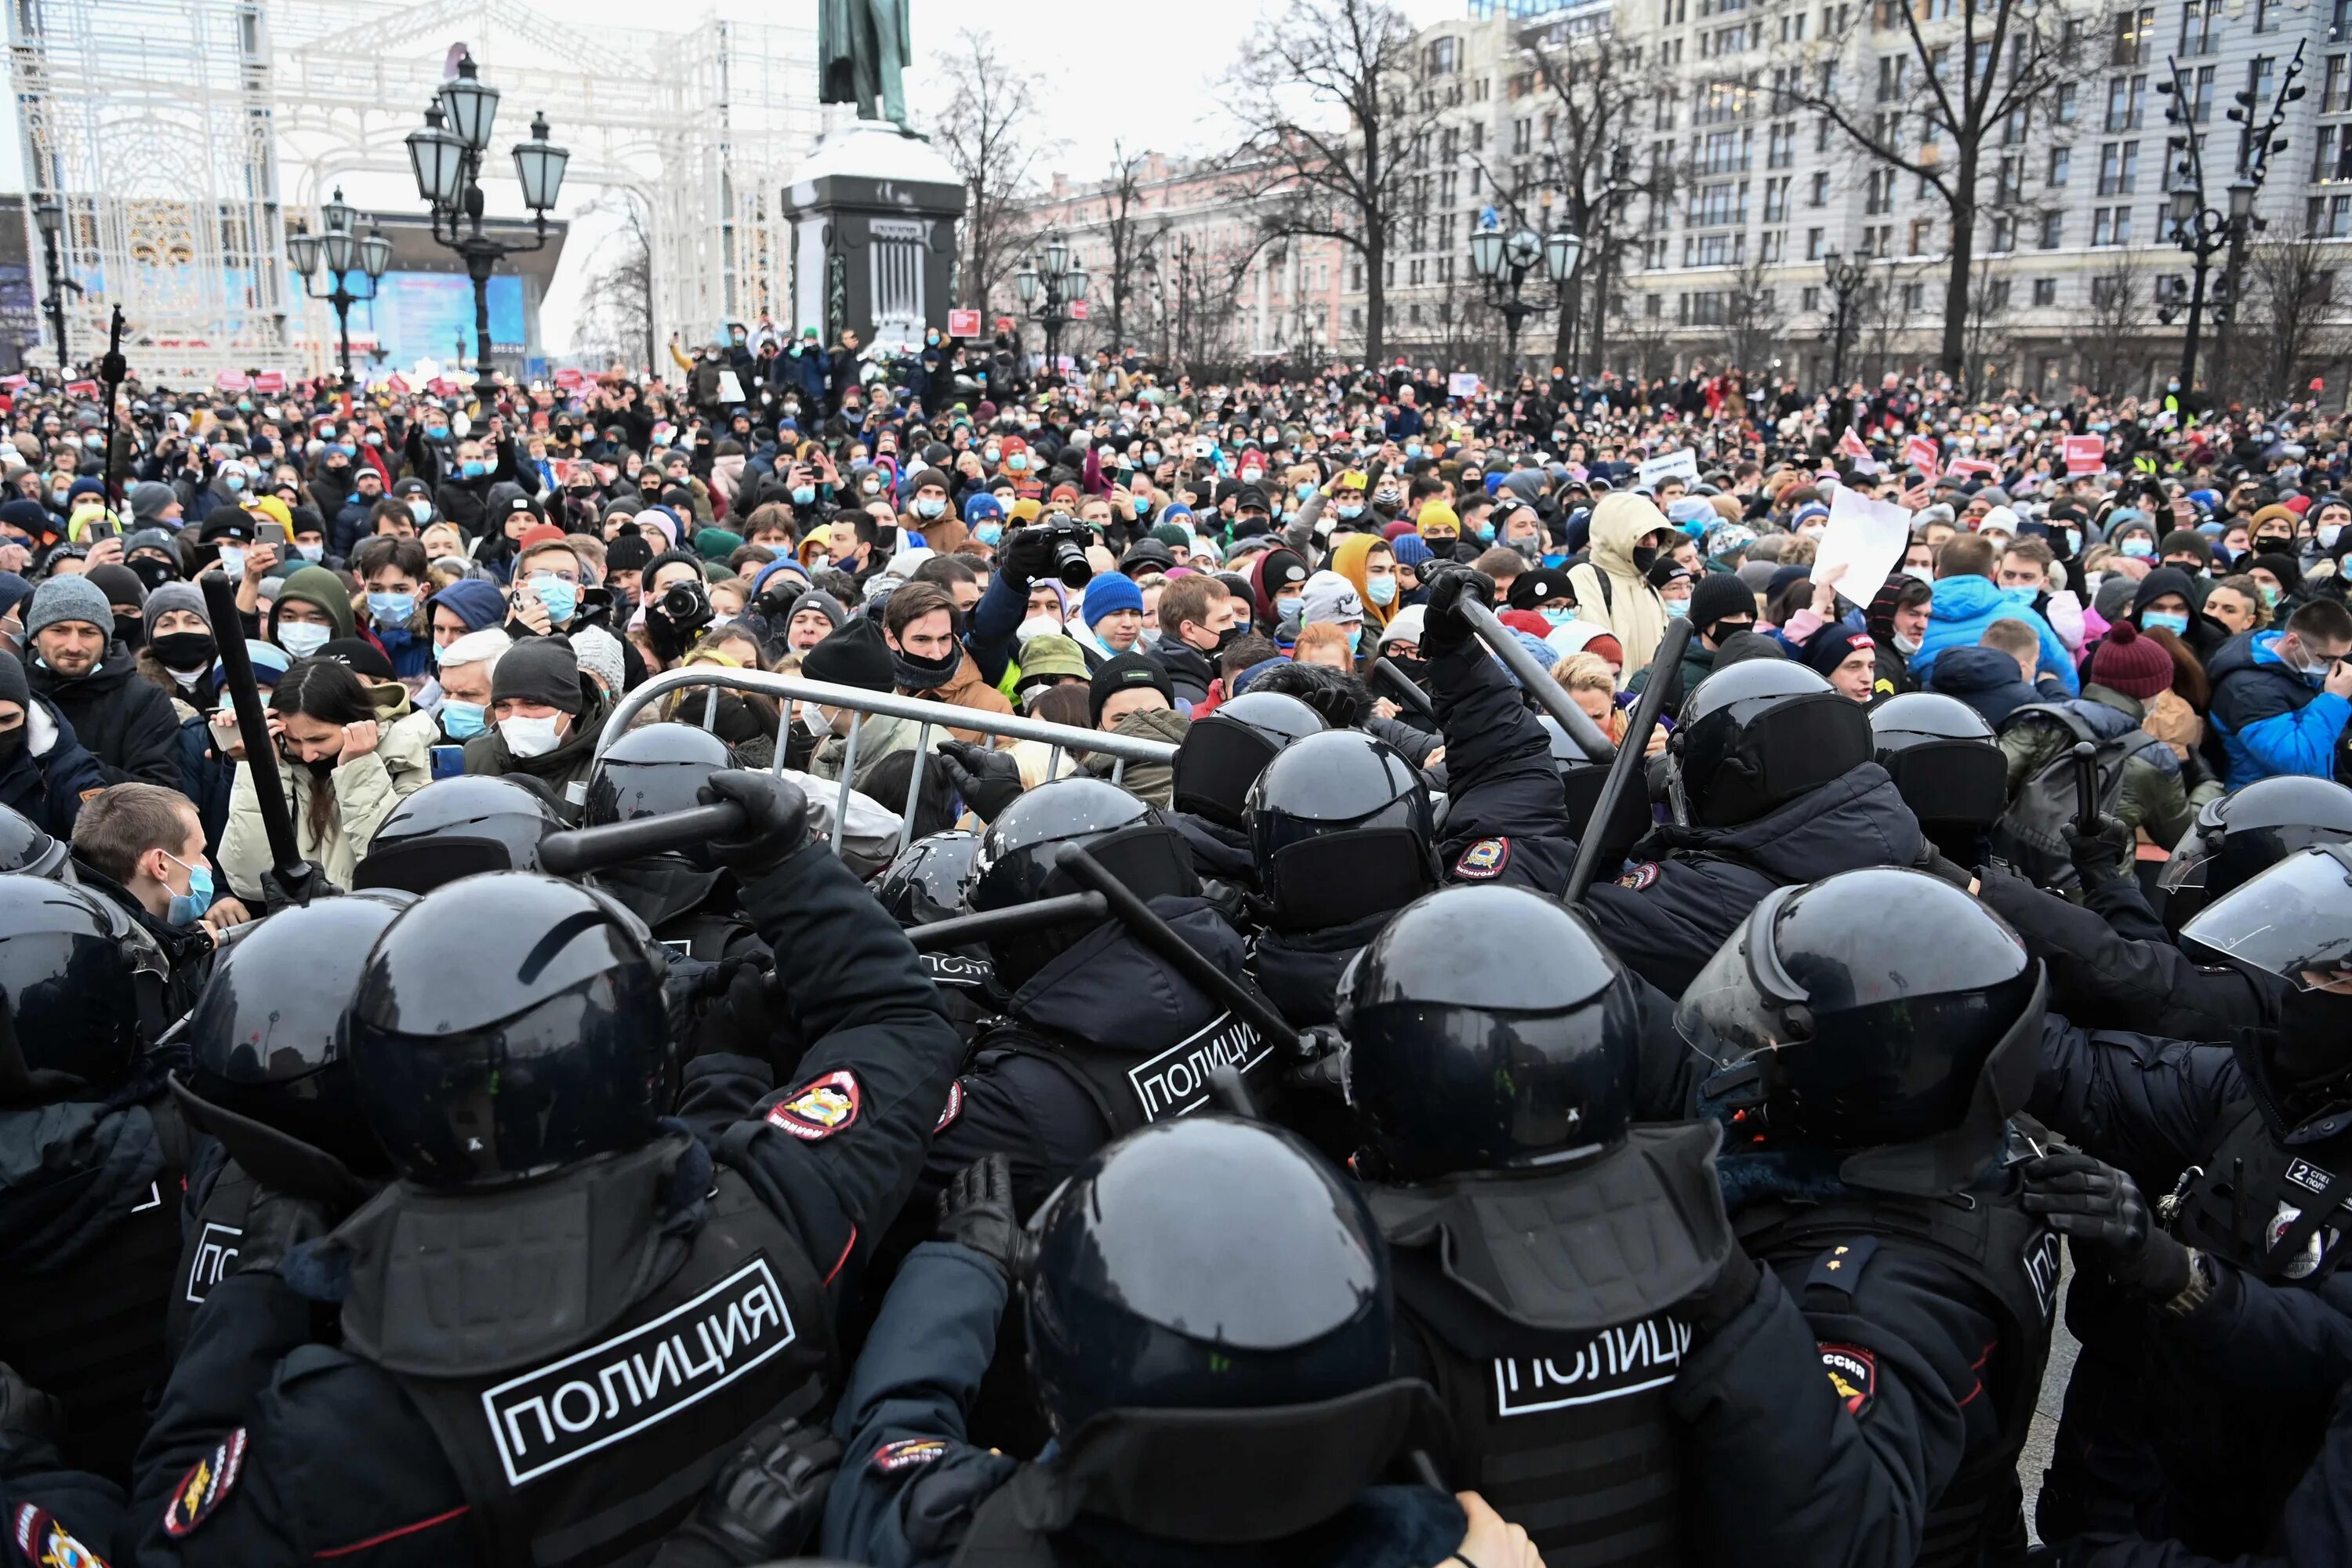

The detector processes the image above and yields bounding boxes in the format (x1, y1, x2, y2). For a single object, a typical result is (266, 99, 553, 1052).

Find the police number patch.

(481, 1257, 798, 1486)
(13, 1503, 109, 1567)
(162, 1428, 246, 1537)
(873, 1438, 949, 1473)
(1820, 1344, 1877, 1417)
(1454, 837, 1510, 880)
(766, 1070, 861, 1142)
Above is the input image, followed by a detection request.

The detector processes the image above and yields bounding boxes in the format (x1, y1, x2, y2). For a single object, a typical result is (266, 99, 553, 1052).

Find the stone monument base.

(783, 122, 965, 355)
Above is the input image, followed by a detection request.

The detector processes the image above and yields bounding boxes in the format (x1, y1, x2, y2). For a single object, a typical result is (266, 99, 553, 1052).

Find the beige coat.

(220, 705, 437, 898)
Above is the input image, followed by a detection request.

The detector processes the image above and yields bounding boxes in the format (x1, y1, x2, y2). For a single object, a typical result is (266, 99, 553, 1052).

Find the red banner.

(2063, 434, 2107, 475)
(947, 309, 982, 338)
(383, 372, 411, 395)
(1946, 456, 1997, 479)
(63, 379, 100, 401)
(1903, 434, 1940, 476)
(213, 370, 249, 391)
(252, 369, 287, 394)
(554, 366, 585, 390)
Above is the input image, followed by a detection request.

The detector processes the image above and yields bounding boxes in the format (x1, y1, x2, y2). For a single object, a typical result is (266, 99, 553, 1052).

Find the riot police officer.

(1678, 867, 2059, 1566)
(1243, 728, 1439, 1028)
(164, 890, 412, 1357)
(1165, 689, 1326, 890)
(1417, 567, 1923, 997)
(1869, 691, 2008, 869)
(351, 772, 569, 894)
(0, 877, 180, 1483)
(0, 801, 71, 879)
(133, 771, 963, 1566)
(824, 1122, 1491, 1568)
(582, 722, 768, 964)
(873, 828, 997, 1033)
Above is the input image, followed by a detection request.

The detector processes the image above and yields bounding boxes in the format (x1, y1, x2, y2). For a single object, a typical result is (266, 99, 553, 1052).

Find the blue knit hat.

(963, 492, 1005, 524)
(1391, 534, 1435, 570)
(1082, 570, 1145, 627)
(427, 577, 506, 633)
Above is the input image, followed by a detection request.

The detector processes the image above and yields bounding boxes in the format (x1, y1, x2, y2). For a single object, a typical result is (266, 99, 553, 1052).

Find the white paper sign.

(717, 369, 747, 403)
(1637, 448, 1700, 488)
(1447, 372, 1481, 398)
(1816, 488, 1915, 603)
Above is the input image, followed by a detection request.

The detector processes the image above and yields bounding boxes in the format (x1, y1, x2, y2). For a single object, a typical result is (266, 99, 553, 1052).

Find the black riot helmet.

(876, 829, 985, 928)
(181, 891, 414, 1176)
(346, 873, 673, 1187)
(2158, 775, 2352, 935)
(581, 722, 733, 926)
(1869, 692, 2006, 859)
(1245, 729, 1438, 932)
(0, 803, 71, 880)
(1170, 691, 1325, 829)
(1541, 717, 1655, 876)
(1026, 1116, 1392, 1435)
(0, 876, 167, 1097)
(1339, 886, 1642, 1182)
(967, 777, 1197, 990)
(1677, 866, 2044, 1194)
(1670, 659, 1875, 829)
(354, 775, 568, 895)
(2179, 844, 2352, 1140)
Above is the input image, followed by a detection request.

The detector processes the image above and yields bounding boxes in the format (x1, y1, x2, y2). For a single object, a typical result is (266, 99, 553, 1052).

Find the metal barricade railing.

(598, 667, 1183, 856)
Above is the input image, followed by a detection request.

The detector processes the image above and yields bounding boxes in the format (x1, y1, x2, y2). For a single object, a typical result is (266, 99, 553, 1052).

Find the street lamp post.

(1014, 233, 1088, 387)
(2154, 42, 2303, 395)
(1468, 216, 1579, 383)
(1821, 247, 1868, 390)
(403, 50, 568, 407)
(31, 196, 80, 372)
(287, 187, 394, 407)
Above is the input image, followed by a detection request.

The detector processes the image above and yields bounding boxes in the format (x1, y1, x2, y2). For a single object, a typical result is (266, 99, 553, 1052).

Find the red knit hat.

(517, 523, 569, 552)
(2089, 619, 2175, 700)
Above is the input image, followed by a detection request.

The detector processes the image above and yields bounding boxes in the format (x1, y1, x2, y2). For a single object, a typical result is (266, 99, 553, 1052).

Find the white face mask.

(1016, 614, 1063, 643)
(276, 622, 330, 659)
(499, 713, 565, 758)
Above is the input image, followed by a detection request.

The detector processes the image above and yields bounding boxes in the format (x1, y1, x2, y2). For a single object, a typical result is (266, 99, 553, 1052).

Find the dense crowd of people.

(0, 336, 2350, 1567)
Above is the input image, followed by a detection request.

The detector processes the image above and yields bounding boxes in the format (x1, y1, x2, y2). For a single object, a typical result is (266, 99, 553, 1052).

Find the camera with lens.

(652, 578, 713, 634)
(1032, 517, 1094, 590)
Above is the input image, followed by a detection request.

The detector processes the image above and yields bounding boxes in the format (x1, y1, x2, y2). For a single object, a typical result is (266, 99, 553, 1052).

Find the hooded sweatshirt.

(1328, 534, 1393, 630)
(1565, 492, 1668, 669)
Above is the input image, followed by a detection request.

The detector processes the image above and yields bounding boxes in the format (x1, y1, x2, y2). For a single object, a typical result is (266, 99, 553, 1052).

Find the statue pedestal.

(783, 123, 965, 356)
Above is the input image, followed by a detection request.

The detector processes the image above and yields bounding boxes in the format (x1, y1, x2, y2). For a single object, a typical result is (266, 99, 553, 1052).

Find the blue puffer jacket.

(1908, 575, 2079, 695)
(2206, 627, 2352, 786)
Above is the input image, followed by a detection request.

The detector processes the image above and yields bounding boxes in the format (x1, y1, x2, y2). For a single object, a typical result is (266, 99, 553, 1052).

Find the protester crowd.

(1, 333, 2351, 1567)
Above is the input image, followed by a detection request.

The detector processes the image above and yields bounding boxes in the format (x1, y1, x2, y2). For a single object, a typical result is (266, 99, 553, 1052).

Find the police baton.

(1051, 844, 1307, 1058)
(1371, 656, 1437, 721)
(899, 893, 1109, 953)
(1563, 617, 1693, 907)
(201, 574, 321, 905)
(537, 801, 746, 879)
(2069, 740, 2100, 837)
(1457, 597, 1614, 762)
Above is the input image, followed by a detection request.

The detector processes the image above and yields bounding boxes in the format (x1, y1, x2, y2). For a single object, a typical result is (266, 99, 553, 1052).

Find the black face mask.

(112, 614, 143, 652)
(0, 727, 24, 766)
(892, 645, 962, 691)
(1631, 544, 1661, 574)
(151, 630, 216, 673)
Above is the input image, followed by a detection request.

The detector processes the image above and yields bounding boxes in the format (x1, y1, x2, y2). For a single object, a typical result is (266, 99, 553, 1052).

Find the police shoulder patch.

(933, 1079, 966, 1135)
(873, 1438, 949, 1473)
(13, 1503, 109, 1568)
(1819, 1344, 1877, 1417)
(1454, 837, 1510, 880)
(162, 1429, 246, 1538)
(1616, 862, 1661, 891)
(767, 1070, 862, 1142)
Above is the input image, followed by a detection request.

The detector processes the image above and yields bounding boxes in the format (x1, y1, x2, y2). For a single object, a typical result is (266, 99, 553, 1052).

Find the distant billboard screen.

(365, 272, 524, 372)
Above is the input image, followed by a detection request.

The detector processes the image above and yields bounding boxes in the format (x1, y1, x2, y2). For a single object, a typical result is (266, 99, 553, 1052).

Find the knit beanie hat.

(570, 624, 626, 696)
(1082, 570, 1145, 627)
(85, 564, 145, 611)
(128, 482, 180, 524)
(2089, 620, 2175, 700)
(1089, 650, 1174, 725)
(1391, 535, 1435, 571)
(274, 565, 357, 641)
(24, 575, 113, 641)
(1801, 624, 1877, 677)
(488, 636, 586, 715)
(1690, 574, 1759, 637)
(0, 650, 27, 713)
(142, 581, 211, 630)
(801, 615, 894, 693)
(1298, 570, 1364, 627)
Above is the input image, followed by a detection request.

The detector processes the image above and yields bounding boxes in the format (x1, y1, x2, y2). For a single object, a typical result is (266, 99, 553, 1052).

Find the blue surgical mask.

(1131, 495, 1150, 517)
(367, 590, 416, 626)
(1541, 607, 1575, 628)
(1276, 596, 1302, 621)
(1475, 524, 1495, 542)
(1295, 481, 1317, 500)
(223, 472, 245, 492)
(790, 485, 817, 506)
(1336, 502, 1363, 521)
(2120, 536, 2154, 558)
(1664, 597, 1691, 618)
(408, 499, 433, 524)
(2142, 609, 2190, 636)
(277, 622, 330, 659)
(1405, 443, 1423, 459)
(439, 698, 487, 739)
(974, 522, 1004, 546)
(1346, 626, 1362, 655)
(530, 572, 579, 625)
(1366, 575, 1397, 606)
(425, 426, 448, 441)
(913, 495, 946, 520)
(163, 852, 213, 926)
(460, 460, 488, 480)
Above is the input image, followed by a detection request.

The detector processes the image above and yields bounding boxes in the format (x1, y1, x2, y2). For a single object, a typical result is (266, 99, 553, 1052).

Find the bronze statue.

(818, 0, 912, 129)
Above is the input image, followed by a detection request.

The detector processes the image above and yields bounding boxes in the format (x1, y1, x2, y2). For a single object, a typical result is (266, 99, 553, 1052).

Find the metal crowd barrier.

(598, 666, 1183, 856)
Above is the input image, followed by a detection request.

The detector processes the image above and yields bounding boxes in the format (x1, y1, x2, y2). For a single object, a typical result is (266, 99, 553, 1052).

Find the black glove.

(936, 1153, 1035, 1286)
(671, 1419, 842, 1565)
(935, 739, 1024, 823)
(0, 1363, 60, 1443)
(1419, 565, 1494, 658)
(697, 770, 810, 877)
(2022, 1152, 2193, 1300)
(2062, 813, 2135, 891)
(1917, 844, 1977, 891)
(234, 1189, 332, 1278)
(260, 861, 336, 914)
(997, 524, 1058, 595)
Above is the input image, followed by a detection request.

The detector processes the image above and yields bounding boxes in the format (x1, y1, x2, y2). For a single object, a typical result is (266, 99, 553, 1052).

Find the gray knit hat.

(569, 623, 625, 697)
(142, 580, 211, 630)
(24, 575, 114, 641)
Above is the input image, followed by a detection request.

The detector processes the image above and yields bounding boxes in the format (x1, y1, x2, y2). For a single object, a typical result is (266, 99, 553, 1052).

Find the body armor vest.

(1734, 1166, 2060, 1568)
(2165, 1100, 2352, 1282)
(165, 1151, 256, 1359)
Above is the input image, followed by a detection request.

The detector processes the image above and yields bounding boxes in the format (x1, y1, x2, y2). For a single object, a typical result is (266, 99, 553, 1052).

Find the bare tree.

(1098, 143, 1166, 358)
(2080, 249, 2149, 400)
(1612, 290, 1678, 381)
(931, 31, 1047, 318)
(1225, 0, 1437, 363)
(1770, 0, 2087, 382)
(1858, 259, 1925, 379)
(1958, 253, 2014, 399)
(2243, 235, 2352, 403)
(575, 193, 656, 374)
(1723, 249, 1786, 373)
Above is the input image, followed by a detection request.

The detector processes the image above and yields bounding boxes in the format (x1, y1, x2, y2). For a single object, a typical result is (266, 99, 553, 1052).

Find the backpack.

(1988, 702, 2168, 893)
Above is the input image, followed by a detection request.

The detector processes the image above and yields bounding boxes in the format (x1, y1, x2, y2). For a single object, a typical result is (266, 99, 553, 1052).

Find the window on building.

(2113, 5, 2154, 64)
(2048, 146, 2071, 186)
(1806, 226, 1825, 259)
(2097, 141, 2140, 195)
(2040, 210, 2065, 247)
(2033, 277, 2058, 306)
(2092, 204, 2134, 245)
(1802, 285, 1821, 311)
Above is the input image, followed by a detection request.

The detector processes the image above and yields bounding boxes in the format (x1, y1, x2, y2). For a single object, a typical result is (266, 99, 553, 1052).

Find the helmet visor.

(2156, 798, 2227, 893)
(2179, 847, 2352, 990)
(1674, 887, 1805, 1065)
